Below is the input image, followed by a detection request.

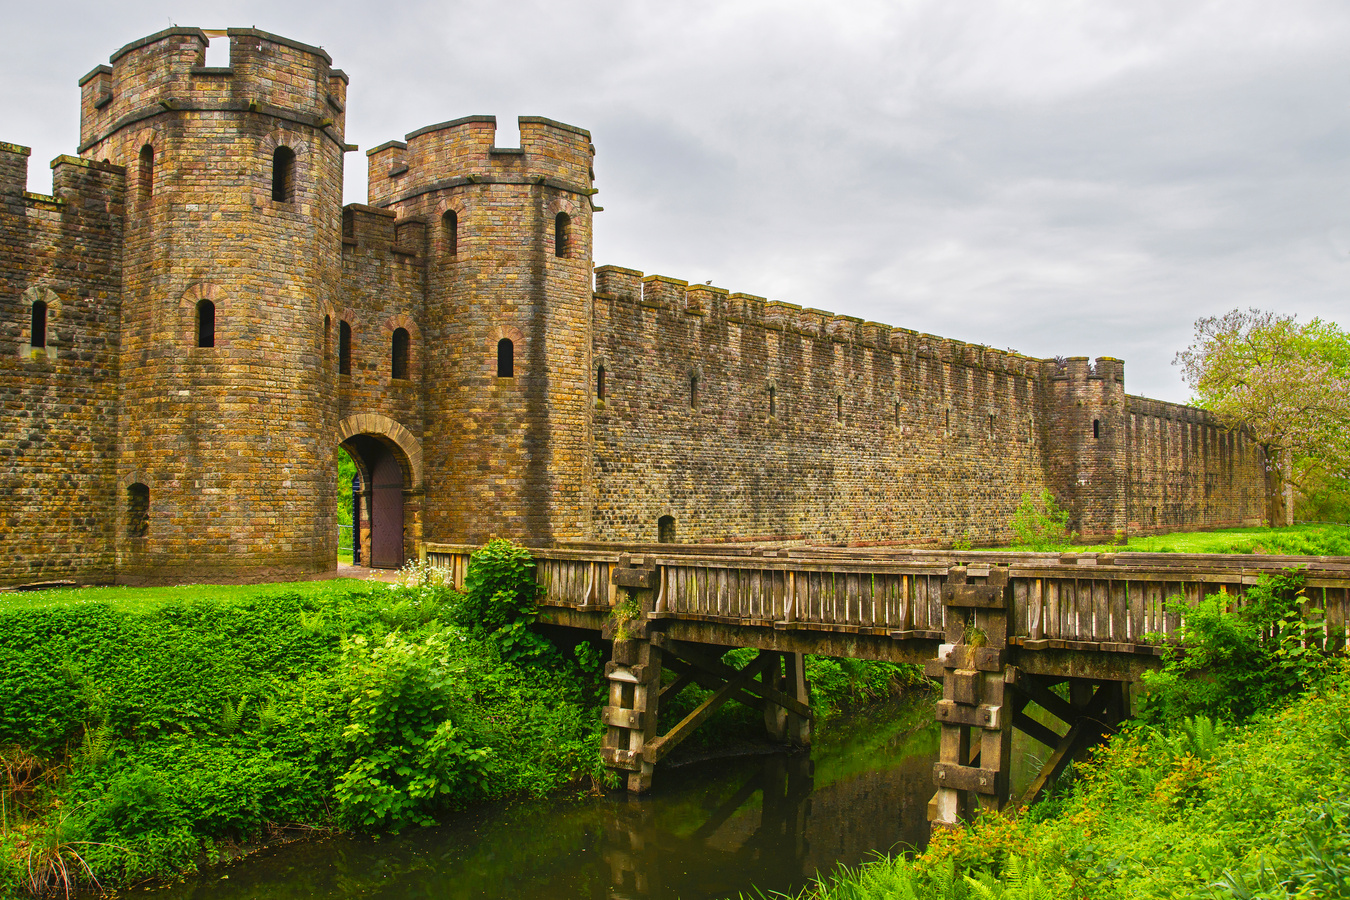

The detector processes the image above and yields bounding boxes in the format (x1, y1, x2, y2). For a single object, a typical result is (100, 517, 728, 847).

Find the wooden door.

(370, 450, 404, 568)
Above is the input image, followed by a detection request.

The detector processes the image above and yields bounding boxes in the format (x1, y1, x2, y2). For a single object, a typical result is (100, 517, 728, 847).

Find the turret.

(366, 115, 595, 544)
(79, 27, 349, 581)
(1042, 356, 1128, 540)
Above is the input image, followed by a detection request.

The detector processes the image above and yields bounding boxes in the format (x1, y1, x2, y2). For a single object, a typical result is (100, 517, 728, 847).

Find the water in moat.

(151, 697, 1018, 900)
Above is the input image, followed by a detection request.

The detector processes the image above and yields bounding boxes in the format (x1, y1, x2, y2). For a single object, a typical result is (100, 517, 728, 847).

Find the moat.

(150, 701, 960, 900)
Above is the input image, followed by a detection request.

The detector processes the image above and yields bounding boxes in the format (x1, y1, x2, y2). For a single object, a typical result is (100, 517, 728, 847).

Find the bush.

(1008, 491, 1073, 551)
(335, 631, 490, 830)
(1137, 570, 1330, 724)
(457, 539, 539, 633)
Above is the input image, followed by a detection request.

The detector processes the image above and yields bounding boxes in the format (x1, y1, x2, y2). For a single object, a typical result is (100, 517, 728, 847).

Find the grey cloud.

(2, 0, 1347, 403)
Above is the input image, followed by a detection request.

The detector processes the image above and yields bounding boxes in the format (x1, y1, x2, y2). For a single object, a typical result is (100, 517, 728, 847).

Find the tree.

(1174, 309, 1350, 525)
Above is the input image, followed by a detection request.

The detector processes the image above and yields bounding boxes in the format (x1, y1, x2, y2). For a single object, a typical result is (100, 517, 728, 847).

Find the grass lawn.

(0, 576, 375, 614)
(993, 523, 1350, 556)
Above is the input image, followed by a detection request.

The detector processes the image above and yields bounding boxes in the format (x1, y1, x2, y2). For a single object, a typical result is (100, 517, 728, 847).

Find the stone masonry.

(0, 27, 1268, 585)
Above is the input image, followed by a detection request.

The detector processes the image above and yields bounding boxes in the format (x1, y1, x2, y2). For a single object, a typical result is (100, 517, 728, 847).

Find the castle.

(0, 27, 1270, 585)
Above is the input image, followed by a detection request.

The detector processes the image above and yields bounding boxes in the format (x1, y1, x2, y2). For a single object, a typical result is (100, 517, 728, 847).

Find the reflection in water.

(154, 703, 940, 900)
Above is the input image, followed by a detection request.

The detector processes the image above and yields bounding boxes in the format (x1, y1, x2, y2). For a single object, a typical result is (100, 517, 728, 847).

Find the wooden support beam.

(644, 652, 771, 764)
(1012, 708, 1064, 748)
(661, 638, 813, 720)
(1011, 670, 1078, 726)
(1018, 717, 1101, 808)
(658, 670, 696, 703)
(660, 655, 765, 712)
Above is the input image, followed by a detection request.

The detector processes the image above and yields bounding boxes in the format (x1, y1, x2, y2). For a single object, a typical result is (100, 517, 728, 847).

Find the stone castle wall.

(588, 269, 1267, 544)
(589, 267, 1054, 545)
(0, 145, 123, 582)
(1125, 395, 1269, 534)
(0, 26, 1271, 586)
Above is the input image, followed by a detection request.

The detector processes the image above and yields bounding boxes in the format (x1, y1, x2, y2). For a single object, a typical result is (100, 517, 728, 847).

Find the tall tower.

(79, 28, 348, 581)
(367, 116, 595, 545)
(1042, 356, 1128, 540)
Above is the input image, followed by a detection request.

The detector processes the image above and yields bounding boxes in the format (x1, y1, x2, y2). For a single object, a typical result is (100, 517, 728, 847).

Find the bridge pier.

(928, 565, 1018, 824)
(599, 554, 814, 792)
(926, 565, 1134, 825)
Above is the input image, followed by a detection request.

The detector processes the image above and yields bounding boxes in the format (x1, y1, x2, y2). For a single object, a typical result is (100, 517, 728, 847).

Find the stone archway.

(337, 414, 423, 569)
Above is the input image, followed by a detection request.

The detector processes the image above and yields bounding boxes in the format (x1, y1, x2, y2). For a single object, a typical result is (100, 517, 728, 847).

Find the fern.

(297, 609, 326, 632)
(78, 722, 113, 769)
(256, 696, 282, 733)
(216, 697, 248, 736)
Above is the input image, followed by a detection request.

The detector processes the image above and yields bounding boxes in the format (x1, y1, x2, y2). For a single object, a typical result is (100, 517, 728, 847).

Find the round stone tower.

(79, 28, 348, 581)
(366, 115, 595, 545)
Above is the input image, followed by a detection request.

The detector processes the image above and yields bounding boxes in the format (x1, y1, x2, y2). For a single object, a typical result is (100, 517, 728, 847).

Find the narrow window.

(894, 400, 900, 426)
(339, 321, 352, 375)
(690, 374, 699, 409)
(836, 396, 843, 421)
(391, 328, 410, 380)
(138, 144, 154, 208)
(196, 299, 215, 347)
(323, 315, 332, 363)
(988, 413, 995, 438)
(768, 385, 776, 418)
(30, 300, 47, 349)
(272, 146, 295, 203)
(657, 515, 676, 544)
(1093, 419, 1100, 439)
(944, 408, 950, 430)
(596, 364, 606, 400)
(127, 483, 150, 537)
(497, 338, 514, 378)
(554, 212, 570, 259)
(443, 209, 458, 256)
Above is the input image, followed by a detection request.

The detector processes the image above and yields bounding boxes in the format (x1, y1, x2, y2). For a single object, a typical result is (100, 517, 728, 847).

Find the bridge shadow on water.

(153, 704, 942, 900)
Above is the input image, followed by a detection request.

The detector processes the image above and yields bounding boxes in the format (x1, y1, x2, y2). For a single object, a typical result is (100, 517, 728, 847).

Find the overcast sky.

(3, 0, 1347, 403)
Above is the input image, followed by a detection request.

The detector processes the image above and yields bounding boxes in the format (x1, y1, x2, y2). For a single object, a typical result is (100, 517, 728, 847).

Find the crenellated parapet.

(366, 115, 593, 209)
(594, 264, 1053, 380)
(340, 203, 427, 262)
(78, 27, 348, 154)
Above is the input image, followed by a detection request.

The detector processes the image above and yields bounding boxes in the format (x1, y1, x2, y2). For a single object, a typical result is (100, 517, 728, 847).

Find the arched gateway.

(337, 414, 423, 569)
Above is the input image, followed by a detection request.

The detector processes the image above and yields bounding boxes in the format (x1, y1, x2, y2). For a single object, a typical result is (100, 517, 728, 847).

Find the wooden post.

(762, 650, 789, 741)
(784, 651, 811, 747)
(929, 565, 1015, 827)
(601, 556, 664, 792)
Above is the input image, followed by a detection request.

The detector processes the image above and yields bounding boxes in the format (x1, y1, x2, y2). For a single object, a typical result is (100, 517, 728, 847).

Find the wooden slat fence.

(422, 543, 1350, 654)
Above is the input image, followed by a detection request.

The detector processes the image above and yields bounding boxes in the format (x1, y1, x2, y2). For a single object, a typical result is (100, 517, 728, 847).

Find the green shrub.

(334, 631, 490, 830)
(458, 539, 539, 633)
(1137, 570, 1330, 724)
(1008, 491, 1073, 551)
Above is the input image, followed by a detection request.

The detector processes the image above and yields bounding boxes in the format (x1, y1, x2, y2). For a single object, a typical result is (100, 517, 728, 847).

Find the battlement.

(1047, 356, 1125, 384)
(0, 142, 30, 208)
(1126, 395, 1221, 424)
(366, 115, 593, 208)
(79, 27, 347, 152)
(340, 204, 426, 264)
(594, 264, 1066, 380)
(1, 143, 124, 214)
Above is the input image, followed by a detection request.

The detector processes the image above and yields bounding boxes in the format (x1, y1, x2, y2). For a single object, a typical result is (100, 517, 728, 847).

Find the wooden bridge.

(424, 542, 1350, 825)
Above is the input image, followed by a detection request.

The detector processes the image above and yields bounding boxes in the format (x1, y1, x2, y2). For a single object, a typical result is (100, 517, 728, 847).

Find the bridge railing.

(422, 543, 1350, 653)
